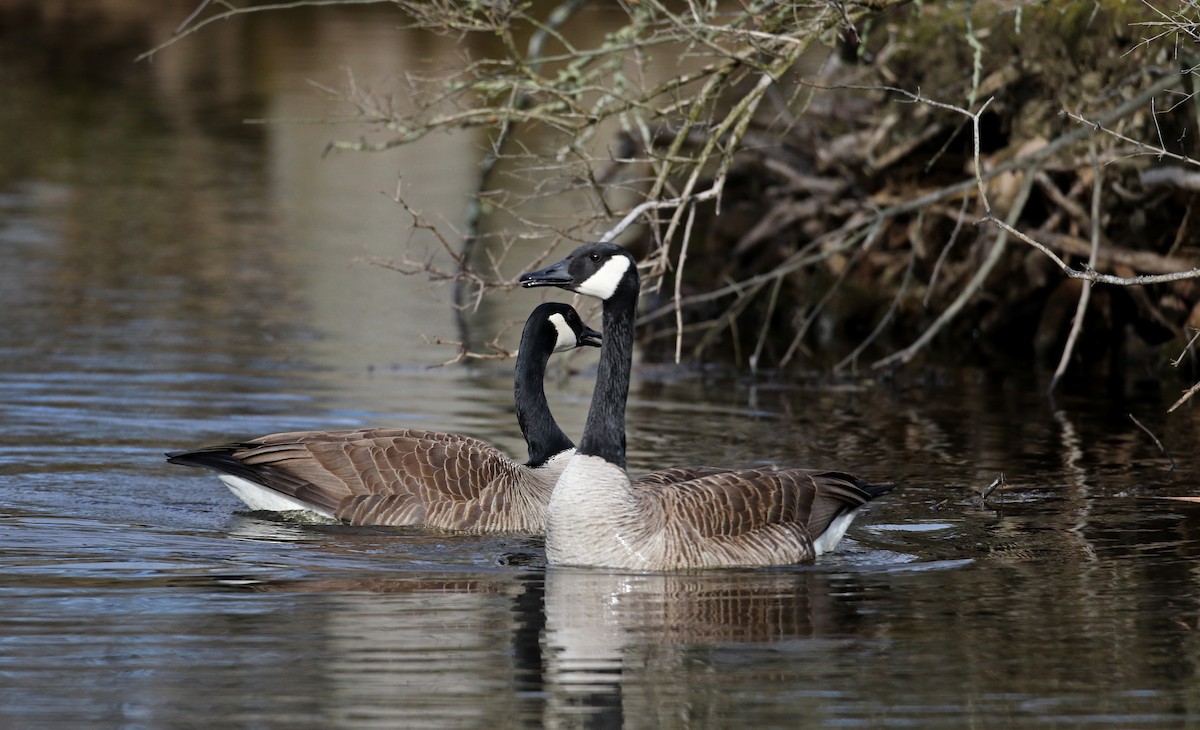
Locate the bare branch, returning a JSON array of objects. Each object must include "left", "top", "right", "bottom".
[
  {"left": 1141, "top": 166, "right": 1200, "bottom": 191},
  {"left": 1047, "top": 139, "right": 1102, "bottom": 395},
  {"left": 1171, "top": 328, "right": 1200, "bottom": 368},
  {"left": 1168, "top": 382, "right": 1200, "bottom": 413},
  {"left": 984, "top": 215, "right": 1200, "bottom": 286},
  {"left": 147, "top": 1, "right": 1198, "bottom": 373},
  {"left": 138, "top": 0, "right": 392, "bottom": 62},
  {"left": 1062, "top": 109, "right": 1200, "bottom": 168},
  {"left": 1129, "top": 413, "right": 1175, "bottom": 471},
  {"left": 981, "top": 473, "right": 1007, "bottom": 501}
]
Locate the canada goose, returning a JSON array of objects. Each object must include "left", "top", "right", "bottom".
[
  {"left": 166, "top": 302, "right": 602, "bottom": 533},
  {"left": 520, "top": 242, "right": 893, "bottom": 569}
]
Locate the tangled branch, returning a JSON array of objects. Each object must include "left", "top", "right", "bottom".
[{"left": 152, "top": 1, "right": 1200, "bottom": 387}]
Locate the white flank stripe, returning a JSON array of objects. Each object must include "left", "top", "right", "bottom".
[
  {"left": 812, "top": 509, "right": 859, "bottom": 556},
  {"left": 576, "top": 256, "right": 630, "bottom": 300},
  {"left": 218, "top": 475, "right": 338, "bottom": 520}
]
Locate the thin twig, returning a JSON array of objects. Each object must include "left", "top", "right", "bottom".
[
  {"left": 674, "top": 203, "right": 698, "bottom": 363},
  {"left": 781, "top": 219, "right": 882, "bottom": 368},
  {"left": 1168, "top": 382, "right": 1200, "bottom": 413},
  {"left": 981, "top": 473, "right": 1007, "bottom": 501},
  {"left": 1047, "top": 138, "right": 1102, "bottom": 395},
  {"left": 1129, "top": 413, "right": 1176, "bottom": 471},
  {"left": 984, "top": 214, "right": 1200, "bottom": 285},
  {"left": 835, "top": 249, "right": 916, "bottom": 372},
  {"left": 750, "top": 275, "right": 785, "bottom": 373},
  {"left": 873, "top": 172, "right": 1035, "bottom": 370},
  {"left": 925, "top": 192, "right": 970, "bottom": 307},
  {"left": 598, "top": 187, "right": 721, "bottom": 244},
  {"left": 648, "top": 35, "right": 814, "bottom": 305},
  {"left": 637, "top": 213, "right": 873, "bottom": 324},
  {"left": 691, "top": 279, "right": 769, "bottom": 360},
  {"left": 1062, "top": 108, "right": 1200, "bottom": 168},
  {"left": 452, "top": 0, "right": 589, "bottom": 320},
  {"left": 1170, "top": 328, "right": 1200, "bottom": 367},
  {"left": 175, "top": 0, "right": 215, "bottom": 34},
  {"left": 138, "top": 0, "right": 391, "bottom": 62}
]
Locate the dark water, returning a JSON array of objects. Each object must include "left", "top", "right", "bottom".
[{"left": 4, "top": 3, "right": 1200, "bottom": 728}]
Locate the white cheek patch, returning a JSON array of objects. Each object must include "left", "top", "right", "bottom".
[
  {"left": 548, "top": 312, "right": 576, "bottom": 352},
  {"left": 575, "top": 255, "right": 631, "bottom": 300}
]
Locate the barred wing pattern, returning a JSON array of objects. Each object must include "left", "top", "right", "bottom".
[
  {"left": 169, "top": 428, "right": 552, "bottom": 534},
  {"left": 629, "top": 468, "right": 888, "bottom": 568}
]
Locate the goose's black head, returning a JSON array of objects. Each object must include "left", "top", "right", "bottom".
[
  {"left": 526, "top": 302, "right": 602, "bottom": 353},
  {"left": 519, "top": 242, "right": 638, "bottom": 301}
]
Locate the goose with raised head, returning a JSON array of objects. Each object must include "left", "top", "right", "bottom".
[
  {"left": 167, "top": 302, "right": 602, "bottom": 533},
  {"left": 520, "top": 242, "right": 893, "bottom": 569}
]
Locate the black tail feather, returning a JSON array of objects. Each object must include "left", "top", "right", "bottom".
[{"left": 166, "top": 444, "right": 337, "bottom": 513}]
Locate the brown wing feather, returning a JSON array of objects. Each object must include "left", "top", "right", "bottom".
[
  {"left": 635, "top": 468, "right": 881, "bottom": 540},
  {"left": 192, "top": 428, "right": 525, "bottom": 529},
  {"left": 631, "top": 465, "right": 731, "bottom": 486}
]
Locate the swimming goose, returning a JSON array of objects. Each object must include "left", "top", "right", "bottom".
[
  {"left": 520, "top": 242, "right": 893, "bottom": 569},
  {"left": 166, "top": 302, "right": 602, "bottom": 533}
]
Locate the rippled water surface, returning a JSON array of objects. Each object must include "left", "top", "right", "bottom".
[{"left": 4, "top": 3, "right": 1200, "bottom": 728}]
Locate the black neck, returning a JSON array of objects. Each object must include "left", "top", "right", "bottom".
[
  {"left": 577, "top": 281, "right": 637, "bottom": 469},
  {"left": 515, "top": 328, "right": 575, "bottom": 467}
]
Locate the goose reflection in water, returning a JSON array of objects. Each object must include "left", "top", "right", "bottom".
[
  {"left": 224, "top": 532, "right": 870, "bottom": 728},
  {"left": 540, "top": 567, "right": 866, "bottom": 728},
  {"left": 222, "top": 510, "right": 888, "bottom": 728}
]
